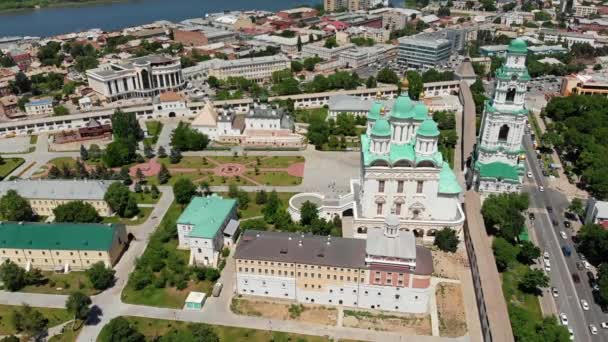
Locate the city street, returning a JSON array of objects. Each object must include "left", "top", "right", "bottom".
[{"left": 523, "top": 134, "right": 606, "bottom": 341}]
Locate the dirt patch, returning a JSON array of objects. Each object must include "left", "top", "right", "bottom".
[
  {"left": 432, "top": 249, "right": 469, "bottom": 280},
  {"left": 342, "top": 309, "right": 431, "bottom": 335},
  {"left": 231, "top": 296, "right": 337, "bottom": 326},
  {"left": 436, "top": 283, "right": 467, "bottom": 337}
]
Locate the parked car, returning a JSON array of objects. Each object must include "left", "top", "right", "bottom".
[
  {"left": 552, "top": 219, "right": 558, "bottom": 227},
  {"left": 527, "top": 171, "right": 533, "bottom": 178},
  {"left": 568, "top": 327, "right": 574, "bottom": 341},
  {"left": 552, "top": 287, "right": 559, "bottom": 297},
  {"left": 589, "top": 324, "right": 598, "bottom": 335},
  {"left": 212, "top": 282, "right": 223, "bottom": 297},
  {"left": 539, "top": 186, "right": 545, "bottom": 192},
  {"left": 562, "top": 245, "right": 572, "bottom": 257},
  {"left": 576, "top": 262, "right": 584, "bottom": 271},
  {"left": 583, "top": 260, "right": 591, "bottom": 270},
  {"left": 560, "top": 313, "right": 569, "bottom": 325},
  {"left": 529, "top": 213, "right": 536, "bottom": 220},
  {"left": 600, "top": 322, "right": 608, "bottom": 329},
  {"left": 573, "top": 273, "right": 580, "bottom": 283},
  {"left": 560, "top": 231, "right": 567, "bottom": 239},
  {"left": 564, "top": 221, "right": 572, "bottom": 229}
]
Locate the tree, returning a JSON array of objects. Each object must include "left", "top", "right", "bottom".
[
  {"left": 170, "top": 122, "right": 209, "bottom": 151},
  {"left": 99, "top": 317, "right": 145, "bottom": 342},
  {"left": 323, "top": 36, "right": 338, "bottom": 49},
  {"left": 519, "top": 269, "right": 549, "bottom": 295},
  {"left": 170, "top": 147, "right": 182, "bottom": 164},
  {"left": 297, "top": 35, "right": 303, "bottom": 52},
  {"left": 481, "top": 193, "right": 529, "bottom": 242},
  {"left": 111, "top": 110, "right": 142, "bottom": 141},
  {"left": 157, "top": 146, "right": 167, "bottom": 158},
  {"left": 576, "top": 224, "right": 608, "bottom": 265},
  {"left": 158, "top": 163, "right": 171, "bottom": 184},
  {"left": 255, "top": 190, "right": 268, "bottom": 205},
  {"left": 366, "top": 76, "right": 377, "bottom": 89},
  {"left": 0, "top": 261, "right": 26, "bottom": 291},
  {"left": 0, "top": 190, "right": 34, "bottom": 221},
  {"left": 518, "top": 241, "right": 541, "bottom": 265},
  {"left": 13, "top": 72, "right": 31, "bottom": 94},
  {"left": 228, "top": 184, "right": 239, "bottom": 198},
  {"left": 406, "top": 71, "right": 423, "bottom": 100},
  {"left": 377, "top": 67, "right": 399, "bottom": 84},
  {"left": 103, "top": 139, "right": 135, "bottom": 167},
  {"left": 85, "top": 261, "right": 115, "bottom": 290},
  {"left": 434, "top": 228, "right": 459, "bottom": 252},
  {"left": 568, "top": 198, "right": 585, "bottom": 217},
  {"left": 104, "top": 182, "right": 139, "bottom": 218},
  {"left": 150, "top": 185, "right": 160, "bottom": 199},
  {"left": 75, "top": 55, "right": 99, "bottom": 72},
  {"left": 65, "top": 291, "right": 91, "bottom": 326},
  {"left": 492, "top": 237, "right": 519, "bottom": 271},
  {"left": 236, "top": 190, "right": 250, "bottom": 210},
  {"left": 134, "top": 182, "right": 143, "bottom": 193},
  {"left": 53, "top": 201, "right": 101, "bottom": 223},
  {"left": 10, "top": 305, "right": 48, "bottom": 339},
  {"left": 207, "top": 76, "right": 220, "bottom": 88},
  {"left": 53, "top": 105, "right": 69, "bottom": 116},
  {"left": 88, "top": 144, "right": 102, "bottom": 160},
  {"left": 262, "top": 190, "right": 281, "bottom": 223},
  {"left": 173, "top": 178, "right": 197, "bottom": 205},
  {"left": 80, "top": 145, "right": 88, "bottom": 161},
  {"left": 300, "top": 201, "right": 319, "bottom": 226},
  {"left": 437, "top": 6, "right": 450, "bottom": 16},
  {"left": 143, "top": 143, "right": 154, "bottom": 159},
  {"left": 291, "top": 60, "right": 303, "bottom": 73}
]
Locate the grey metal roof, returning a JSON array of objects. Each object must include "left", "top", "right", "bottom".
[
  {"left": 235, "top": 230, "right": 367, "bottom": 269},
  {"left": 223, "top": 219, "right": 239, "bottom": 236},
  {"left": 0, "top": 180, "right": 115, "bottom": 201},
  {"left": 366, "top": 227, "right": 416, "bottom": 260}
]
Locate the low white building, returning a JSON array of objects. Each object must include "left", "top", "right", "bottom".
[
  {"left": 24, "top": 98, "right": 54, "bottom": 116},
  {"left": 153, "top": 91, "right": 190, "bottom": 117},
  {"left": 177, "top": 195, "right": 238, "bottom": 268},
  {"left": 539, "top": 29, "right": 596, "bottom": 47},
  {"left": 184, "top": 55, "right": 290, "bottom": 84},
  {"left": 302, "top": 42, "right": 355, "bottom": 60}
]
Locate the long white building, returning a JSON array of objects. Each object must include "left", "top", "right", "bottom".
[
  {"left": 86, "top": 55, "right": 186, "bottom": 101},
  {"left": 183, "top": 55, "right": 290, "bottom": 84}
]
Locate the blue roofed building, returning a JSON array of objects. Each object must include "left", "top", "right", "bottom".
[
  {"left": 177, "top": 195, "right": 238, "bottom": 267},
  {"left": 24, "top": 97, "right": 54, "bottom": 116}
]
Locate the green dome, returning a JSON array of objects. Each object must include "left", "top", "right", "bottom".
[
  {"left": 390, "top": 93, "right": 414, "bottom": 119},
  {"left": 371, "top": 118, "right": 391, "bottom": 137},
  {"left": 417, "top": 119, "right": 440, "bottom": 137},
  {"left": 413, "top": 103, "right": 429, "bottom": 121},
  {"left": 368, "top": 101, "right": 383, "bottom": 120},
  {"left": 507, "top": 38, "right": 528, "bottom": 54}
]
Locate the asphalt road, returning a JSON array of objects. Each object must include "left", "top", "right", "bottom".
[{"left": 523, "top": 134, "right": 606, "bottom": 341}]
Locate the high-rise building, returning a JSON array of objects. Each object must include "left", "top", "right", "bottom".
[{"left": 473, "top": 39, "right": 529, "bottom": 194}]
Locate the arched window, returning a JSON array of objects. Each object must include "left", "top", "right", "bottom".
[
  {"left": 498, "top": 124, "right": 509, "bottom": 142},
  {"left": 506, "top": 87, "right": 516, "bottom": 102}
]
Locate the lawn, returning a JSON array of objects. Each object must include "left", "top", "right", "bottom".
[
  {"left": 254, "top": 155, "right": 304, "bottom": 168},
  {"left": 48, "top": 323, "right": 82, "bottom": 342},
  {"left": 48, "top": 157, "right": 78, "bottom": 169},
  {"left": 146, "top": 121, "right": 163, "bottom": 136},
  {"left": 133, "top": 192, "right": 161, "bottom": 204},
  {"left": 203, "top": 173, "right": 255, "bottom": 186},
  {"left": 223, "top": 191, "right": 296, "bottom": 219},
  {"left": 206, "top": 155, "right": 258, "bottom": 165},
  {"left": 102, "top": 316, "right": 332, "bottom": 342},
  {"left": 158, "top": 156, "right": 215, "bottom": 169},
  {"left": 102, "top": 207, "right": 153, "bottom": 226},
  {"left": 245, "top": 171, "right": 302, "bottom": 186},
  {"left": 501, "top": 263, "right": 542, "bottom": 320},
  {"left": 295, "top": 107, "right": 328, "bottom": 123},
  {"left": 0, "top": 157, "right": 24, "bottom": 179},
  {"left": 20, "top": 271, "right": 99, "bottom": 296},
  {"left": 30, "top": 135, "right": 38, "bottom": 145},
  {"left": 0, "top": 304, "right": 72, "bottom": 335}
]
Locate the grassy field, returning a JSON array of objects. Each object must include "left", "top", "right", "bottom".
[
  {"left": 146, "top": 121, "right": 163, "bottom": 136},
  {"left": 102, "top": 207, "right": 153, "bottom": 226},
  {"left": 48, "top": 157, "right": 78, "bottom": 169},
  {"left": 158, "top": 156, "right": 214, "bottom": 169},
  {"left": 0, "top": 304, "right": 71, "bottom": 335},
  {"left": 49, "top": 323, "right": 82, "bottom": 342},
  {"left": 219, "top": 192, "right": 296, "bottom": 219},
  {"left": 501, "top": 263, "right": 542, "bottom": 320},
  {"left": 20, "top": 271, "right": 99, "bottom": 296},
  {"left": 255, "top": 155, "right": 304, "bottom": 168},
  {"left": 100, "top": 316, "right": 333, "bottom": 342},
  {"left": 245, "top": 171, "right": 302, "bottom": 186},
  {"left": 133, "top": 192, "right": 161, "bottom": 204},
  {"left": 0, "top": 157, "right": 24, "bottom": 179},
  {"left": 295, "top": 107, "right": 328, "bottom": 123}
]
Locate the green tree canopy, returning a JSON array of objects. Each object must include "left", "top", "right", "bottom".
[
  {"left": 99, "top": 317, "right": 145, "bottom": 342},
  {"left": 492, "top": 237, "right": 519, "bottom": 271},
  {"left": 170, "top": 122, "right": 209, "bottom": 151},
  {"left": 85, "top": 261, "right": 115, "bottom": 290},
  {"left": 66, "top": 291, "right": 91, "bottom": 321},
  {"left": 53, "top": 201, "right": 101, "bottom": 223},
  {"left": 10, "top": 305, "right": 48, "bottom": 339},
  {"left": 481, "top": 193, "right": 529, "bottom": 242},
  {"left": 104, "top": 182, "right": 139, "bottom": 218},
  {"left": 434, "top": 228, "right": 459, "bottom": 252},
  {"left": 377, "top": 67, "right": 399, "bottom": 85},
  {"left": 173, "top": 178, "right": 197, "bottom": 205},
  {"left": 0, "top": 190, "right": 34, "bottom": 221}
]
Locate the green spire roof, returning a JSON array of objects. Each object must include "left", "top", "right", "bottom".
[
  {"left": 507, "top": 38, "right": 527, "bottom": 54},
  {"left": 178, "top": 195, "right": 237, "bottom": 239},
  {"left": 412, "top": 103, "right": 429, "bottom": 121},
  {"left": 371, "top": 118, "right": 391, "bottom": 137},
  {"left": 368, "top": 101, "right": 383, "bottom": 120},
  {"left": 439, "top": 163, "right": 462, "bottom": 194},
  {"left": 478, "top": 162, "right": 520, "bottom": 182},
  {"left": 417, "top": 119, "right": 440, "bottom": 137},
  {"left": 390, "top": 93, "right": 414, "bottom": 119}
]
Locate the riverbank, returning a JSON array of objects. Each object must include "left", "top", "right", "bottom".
[{"left": 0, "top": 0, "right": 126, "bottom": 13}]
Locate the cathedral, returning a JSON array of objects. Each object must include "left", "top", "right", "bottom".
[{"left": 473, "top": 38, "right": 529, "bottom": 194}]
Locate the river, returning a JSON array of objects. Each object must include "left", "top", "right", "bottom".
[{"left": 0, "top": 0, "right": 320, "bottom": 38}]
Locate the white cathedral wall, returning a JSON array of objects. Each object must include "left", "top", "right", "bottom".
[
  {"left": 236, "top": 273, "right": 297, "bottom": 299},
  {"left": 296, "top": 283, "right": 360, "bottom": 307},
  {"left": 357, "top": 283, "right": 429, "bottom": 314}
]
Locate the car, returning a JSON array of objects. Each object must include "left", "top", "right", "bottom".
[
  {"left": 581, "top": 299, "right": 590, "bottom": 310},
  {"left": 568, "top": 327, "right": 574, "bottom": 341},
  {"left": 545, "top": 261, "right": 551, "bottom": 272},
  {"left": 529, "top": 213, "right": 536, "bottom": 220},
  {"left": 552, "top": 220, "right": 559, "bottom": 227},
  {"left": 562, "top": 245, "right": 572, "bottom": 257},
  {"left": 528, "top": 171, "right": 533, "bottom": 178},
  {"left": 560, "top": 313, "right": 568, "bottom": 325},
  {"left": 539, "top": 186, "right": 545, "bottom": 192},
  {"left": 564, "top": 221, "right": 572, "bottom": 229},
  {"left": 590, "top": 324, "right": 598, "bottom": 335},
  {"left": 552, "top": 287, "right": 559, "bottom": 297},
  {"left": 543, "top": 251, "right": 550, "bottom": 261},
  {"left": 601, "top": 322, "right": 608, "bottom": 329},
  {"left": 583, "top": 260, "right": 591, "bottom": 270},
  {"left": 573, "top": 273, "right": 580, "bottom": 283},
  {"left": 576, "top": 262, "right": 584, "bottom": 271},
  {"left": 560, "top": 231, "right": 567, "bottom": 239},
  {"left": 547, "top": 206, "right": 553, "bottom": 213}
]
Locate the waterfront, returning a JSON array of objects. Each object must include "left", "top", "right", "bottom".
[{"left": 0, "top": 0, "right": 319, "bottom": 37}]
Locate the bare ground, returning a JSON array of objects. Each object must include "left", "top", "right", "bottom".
[
  {"left": 342, "top": 309, "right": 431, "bottom": 335},
  {"left": 436, "top": 283, "right": 468, "bottom": 337},
  {"left": 432, "top": 248, "right": 469, "bottom": 280},
  {"left": 231, "top": 296, "right": 338, "bottom": 326}
]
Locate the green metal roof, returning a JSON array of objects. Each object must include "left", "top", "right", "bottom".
[
  {"left": 370, "top": 117, "right": 391, "bottom": 136},
  {"left": 417, "top": 119, "right": 440, "bottom": 137},
  {"left": 485, "top": 100, "right": 529, "bottom": 116},
  {"left": 0, "top": 222, "right": 122, "bottom": 251},
  {"left": 178, "top": 195, "right": 237, "bottom": 239},
  {"left": 413, "top": 103, "right": 429, "bottom": 121},
  {"left": 368, "top": 101, "right": 383, "bottom": 120},
  {"left": 390, "top": 93, "right": 414, "bottom": 119},
  {"left": 389, "top": 142, "right": 416, "bottom": 163},
  {"left": 438, "top": 163, "right": 462, "bottom": 194},
  {"left": 507, "top": 38, "right": 528, "bottom": 54},
  {"left": 495, "top": 66, "right": 532, "bottom": 81},
  {"left": 477, "top": 162, "right": 520, "bottom": 182}
]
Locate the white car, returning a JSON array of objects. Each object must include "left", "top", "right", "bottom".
[
  {"left": 552, "top": 287, "right": 559, "bottom": 297},
  {"left": 560, "top": 313, "right": 568, "bottom": 326},
  {"left": 601, "top": 322, "right": 608, "bottom": 329},
  {"left": 528, "top": 172, "right": 533, "bottom": 178},
  {"left": 581, "top": 299, "right": 589, "bottom": 310},
  {"left": 590, "top": 324, "right": 598, "bottom": 335},
  {"left": 583, "top": 260, "right": 591, "bottom": 270},
  {"left": 568, "top": 327, "right": 574, "bottom": 341},
  {"left": 543, "top": 251, "right": 550, "bottom": 261},
  {"left": 544, "top": 260, "right": 551, "bottom": 272},
  {"left": 560, "top": 231, "right": 567, "bottom": 239},
  {"left": 539, "top": 186, "right": 545, "bottom": 192}
]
